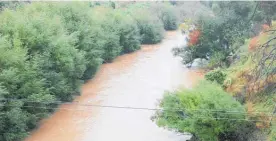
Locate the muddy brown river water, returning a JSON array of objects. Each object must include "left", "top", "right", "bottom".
[{"left": 25, "top": 31, "right": 204, "bottom": 141}]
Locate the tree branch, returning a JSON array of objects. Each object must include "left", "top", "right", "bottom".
[
  {"left": 248, "top": 2, "right": 259, "bottom": 23},
  {"left": 264, "top": 29, "right": 276, "bottom": 33}
]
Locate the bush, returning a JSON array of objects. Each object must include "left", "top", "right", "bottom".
[
  {"left": 0, "top": 2, "right": 170, "bottom": 140},
  {"left": 205, "top": 69, "right": 226, "bottom": 85},
  {"left": 91, "top": 7, "right": 122, "bottom": 62},
  {"left": 115, "top": 10, "right": 141, "bottom": 53},
  {"left": 130, "top": 8, "right": 164, "bottom": 44},
  {"left": 90, "top": 6, "right": 141, "bottom": 61},
  {"left": 48, "top": 3, "right": 105, "bottom": 80},
  {"left": 173, "top": 2, "right": 257, "bottom": 68},
  {"left": 151, "top": 3, "right": 178, "bottom": 30},
  {"left": 155, "top": 80, "right": 249, "bottom": 141}
]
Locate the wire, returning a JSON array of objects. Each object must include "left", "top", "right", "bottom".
[
  {"left": 0, "top": 130, "right": 194, "bottom": 136},
  {"left": 170, "top": 115, "right": 276, "bottom": 122},
  {"left": 0, "top": 98, "right": 274, "bottom": 115},
  {"left": 0, "top": 99, "right": 273, "bottom": 116},
  {"left": 1, "top": 104, "right": 275, "bottom": 123},
  {"left": 0, "top": 132, "right": 192, "bottom": 136},
  {"left": 0, "top": 105, "right": 275, "bottom": 123}
]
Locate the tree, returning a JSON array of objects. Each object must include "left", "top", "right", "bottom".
[
  {"left": 155, "top": 80, "right": 250, "bottom": 141},
  {"left": 150, "top": 3, "right": 178, "bottom": 30},
  {"left": 128, "top": 3, "right": 165, "bottom": 44},
  {"left": 255, "top": 1, "right": 276, "bottom": 26},
  {"left": 0, "top": 2, "right": 175, "bottom": 140},
  {"left": 205, "top": 69, "right": 226, "bottom": 85},
  {"left": 247, "top": 23, "right": 276, "bottom": 96},
  {"left": 174, "top": 2, "right": 257, "bottom": 68},
  {"left": 114, "top": 10, "right": 141, "bottom": 53}
]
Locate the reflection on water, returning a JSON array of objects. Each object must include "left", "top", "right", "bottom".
[{"left": 25, "top": 31, "right": 203, "bottom": 141}]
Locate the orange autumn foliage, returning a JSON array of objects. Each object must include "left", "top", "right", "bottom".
[
  {"left": 188, "top": 29, "right": 201, "bottom": 46},
  {"left": 248, "top": 24, "right": 271, "bottom": 51},
  {"left": 247, "top": 74, "right": 276, "bottom": 96},
  {"left": 262, "top": 24, "right": 270, "bottom": 31},
  {"left": 248, "top": 36, "right": 259, "bottom": 51}
]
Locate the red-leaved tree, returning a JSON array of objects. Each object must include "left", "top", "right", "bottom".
[{"left": 188, "top": 29, "right": 201, "bottom": 46}]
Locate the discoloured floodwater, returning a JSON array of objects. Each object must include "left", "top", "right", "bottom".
[{"left": 25, "top": 31, "right": 203, "bottom": 141}]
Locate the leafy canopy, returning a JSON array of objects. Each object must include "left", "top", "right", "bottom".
[{"left": 156, "top": 80, "right": 248, "bottom": 141}]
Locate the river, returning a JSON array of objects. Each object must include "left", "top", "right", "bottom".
[{"left": 25, "top": 31, "right": 204, "bottom": 141}]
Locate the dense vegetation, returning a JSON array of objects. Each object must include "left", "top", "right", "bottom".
[
  {"left": 157, "top": 1, "right": 276, "bottom": 141},
  {"left": 157, "top": 81, "right": 251, "bottom": 141},
  {"left": 0, "top": 2, "right": 179, "bottom": 141},
  {"left": 175, "top": 1, "right": 276, "bottom": 68}
]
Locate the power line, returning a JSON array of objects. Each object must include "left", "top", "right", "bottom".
[
  {"left": 1, "top": 104, "right": 275, "bottom": 123},
  {"left": 0, "top": 107, "right": 273, "bottom": 137},
  {"left": 0, "top": 129, "right": 194, "bottom": 136},
  {"left": 0, "top": 98, "right": 273, "bottom": 115},
  {"left": 0, "top": 132, "right": 193, "bottom": 136},
  {"left": 0, "top": 105, "right": 275, "bottom": 123}
]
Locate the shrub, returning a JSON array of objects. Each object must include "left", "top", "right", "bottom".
[
  {"left": 91, "top": 7, "right": 122, "bottom": 62},
  {"left": 155, "top": 80, "right": 250, "bottom": 141},
  {"left": 114, "top": 10, "right": 141, "bottom": 53},
  {"left": 173, "top": 2, "right": 257, "bottom": 68},
  {"left": 205, "top": 69, "right": 226, "bottom": 85},
  {"left": 0, "top": 2, "right": 170, "bottom": 140},
  {"left": 160, "top": 6, "right": 178, "bottom": 30},
  {"left": 48, "top": 3, "right": 105, "bottom": 79},
  {"left": 151, "top": 3, "right": 178, "bottom": 30},
  {"left": 130, "top": 8, "right": 164, "bottom": 44}
]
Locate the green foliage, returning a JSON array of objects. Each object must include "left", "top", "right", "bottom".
[
  {"left": 207, "top": 52, "right": 229, "bottom": 68},
  {"left": 167, "top": 1, "right": 276, "bottom": 140},
  {"left": 98, "top": 17, "right": 122, "bottom": 62},
  {"left": 156, "top": 80, "right": 249, "bottom": 141},
  {"left": 205, "top": 69, "right": 226, "bottom": 85},
  {"left": 270, "top": 123, "right": 276, "bottom": 141},
  {"left": 253, "top": 2, "right": 276, "bottom": 25},
  {"left": 47, "top": 2, "right": 105, "bottom": 80},
  {"left": 0, "top": 2, "right": 178, "bottom": 140},
  {"left": 174, "top": 2, "right": 267, "bottom": 68},
  {"left": 128, "top": 5, "right": 165, "bottom": 44},
  {"left": 151, "top": 3, "right": 178, "bottom": 30},
  {"left": 114, "top": 10, "right": 141, "bottom": 53},
  {"left": 136, "top": 13, "right": 164, "bottom": 44},
  {"left": 161, "top": 9, "right": 178, "bottom": 30},
  {"left": 0, "top": 1, "right": 24, "bottom": 11}
]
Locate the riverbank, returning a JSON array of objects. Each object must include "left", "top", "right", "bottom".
[{"left": 25, "top": 31, "right": 204, "bottom": 141}]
